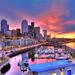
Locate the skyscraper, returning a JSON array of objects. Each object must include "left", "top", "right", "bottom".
[
  {"left": 16, "top": 29, "right": 21, "bottom": 36},
  {"left": 11, "top": 29, "right": 17, "bottom": 37},
  {"left": 43, "top": 30, "right": 47, "bottom": 40},
  {"left": 1, "top": 19, "right": 9, "bottom": 34},
  {"left": 34, "top": 27, "right": 40, "bottom": 39},
  {"left": 43, "top": 30, "right": 47, "bottom": 37},
  {"left": 28, "top": 22, "right": 35, "bottom": 38},
  {"left": 31, "top": 22, "right": 34, "bottom": 27},
  {"left": 21, "top": 19, "right": 28, "bottom": 34},
  {"left": 7, "top": 24, "right": 9, "bottom": 31}
]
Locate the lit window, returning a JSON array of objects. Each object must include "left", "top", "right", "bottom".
[
  {"left": 52, "top": 73, "right": 57, "bottom": 75},
  {"left": 61, "top": 72, "right": 64, "bottom": 75}
]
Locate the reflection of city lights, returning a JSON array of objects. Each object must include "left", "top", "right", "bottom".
[
  {"left": 52, "top": 73, "right": 56, "bottom": 75},
  {"left": 61, "top": 72, "right": 64, "bottom": 75},
  {"left": 50, "top": 46, "right": 54, "bottom": 49},
  {"left": 66, "top": 43, "right": 75, "bottom": 49},
  {"left": 48, "top": 46, "right": 51, "bottom": 49},
  {"left": 45, "top": 50, "right": 48, "bottom": 53}
]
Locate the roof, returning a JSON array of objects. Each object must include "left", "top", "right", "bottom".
[{"left": 29, "top": 60, "right": 74, "bottom": 72}]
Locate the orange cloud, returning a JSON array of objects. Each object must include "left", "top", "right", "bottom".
[{"left": 55, "top": 32, "right": 75, "bottom": 38}]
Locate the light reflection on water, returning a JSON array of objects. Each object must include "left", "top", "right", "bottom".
[
  {"left": 5, "top": 53, "right": 55, "bottom": 75},
  {"left": 5, "top": 43, "right": 75, "bottom": 75},
  {"left": 66, "top": 42, "right": 75, "bottom": 49},
  {"left": 5, "top": 55, "right": 22, "bottom": 75}
]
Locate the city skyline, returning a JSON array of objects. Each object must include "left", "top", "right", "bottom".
[{"left": 0, "top": 0, "right": 75, "bottom": 38}]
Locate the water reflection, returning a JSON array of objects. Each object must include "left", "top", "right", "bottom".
[
  {"left": 5, "top": 54, "right": 56, "bottom": 75},
  {"left": 5, "top": 55, "right": 22, "bottom": 75},
  {"left": 4, "top": 43, "right": 75, "bottom": 75},
  {"left": 66, "top": 42, "right": 75, "bottom": 49}
]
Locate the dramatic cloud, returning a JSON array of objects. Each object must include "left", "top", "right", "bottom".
[{"left": 0, "top": 0, "right": 75, "bottom": 37}]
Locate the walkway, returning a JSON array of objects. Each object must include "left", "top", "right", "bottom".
[{"left": 7, "top": 42, "right": 47, "bottom": 57}]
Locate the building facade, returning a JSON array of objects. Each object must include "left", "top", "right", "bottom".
[
  {"left": 34, "top": 27, "right": 40, "bottom": 39},
  {"left": 29, "top": 60, "right": 75, "bottom": 75},
  {"left": 16, "top": 29, "right": 21, "bottom": 36},
  {"left": 43, "top": 30, "right": 47, "bottom": 40},
  {"left": 21, "top": 20, "right": 28, "bottom": 34},
  {"left": 1, "top": 19, "right": 9, "bottom": 34},
  {"left": 28, "top": 22, "right": 35, "bottom": 38}
]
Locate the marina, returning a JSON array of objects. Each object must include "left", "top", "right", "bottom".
[
  {"left": 3, "top": 44, "right": 75, "bottom": 75},
  {"left": 0, "top": 1, "right": 75, "bottom": 74}
]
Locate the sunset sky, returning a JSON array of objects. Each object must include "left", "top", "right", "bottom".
[{"left": 0, "top": 0, "right": 75, "bottom": 38}]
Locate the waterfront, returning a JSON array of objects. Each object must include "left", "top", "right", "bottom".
[
  {"left": 0, "top": 0, "right": 75, "bottom": 75},
  {"left": 4, "top": 43, "right": 75, "bottom": 75},
  {"left": 5, "top": 54, "right": 55, "bottom": 75}
]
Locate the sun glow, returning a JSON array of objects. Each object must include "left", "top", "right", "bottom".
[{"left": 47, "top": 32, "right": 75, "bottom": 38}]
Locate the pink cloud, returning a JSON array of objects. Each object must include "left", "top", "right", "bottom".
[
  {"left": 64, "top": 20, "right": 75, "bottom": 25},
  {"left": 36, "top": 15, "right": 64, "bottom": 32}
]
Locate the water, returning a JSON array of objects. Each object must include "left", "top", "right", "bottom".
[
  {"left": 5, "top": 55, "right": 22, "bottom": 75},
  {"left": 5, "top": 43, "right": 75, "bottom": 75},
  {"left": 66, "top": 42, "right": 75, "bottom": 49},
  {"left": 4, "top": 47, "right": 55, "bottom": 75}
]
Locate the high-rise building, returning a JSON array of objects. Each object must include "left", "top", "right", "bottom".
[
  {"left": 35, "top": 27, "right": 40, "bottom": 33},
  {"left": 34, "top": 27, "right": 40, "bottom": 39},
  {"left": 7, "top": 24, "right": 9, "bottom": 31},
  {"left": 28, "top": 22, "right": 35, "bottom": 38},
  {"left": 43, "top": 30, "right": 47, "bottom": 40},
  {"left": 6, "top": 30, "right": 11, "bottom": 36},
  {"left": 43, "top": 30, "right": 47, "bottom": 37},
  {"left": 16, "top": 29, "right": 21, "bottom": 36},
  {"left": 11, "top": 29, "right": 17, "bottom": 37},
  {"left": 1, "top": 19, "right": 9, "bottom": 34},
  {"left": 21, "top": 19, "right": 28, "bottom": 34},
  {"left": 31, "top": 22, "right": 34, "bottom": 27}
]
